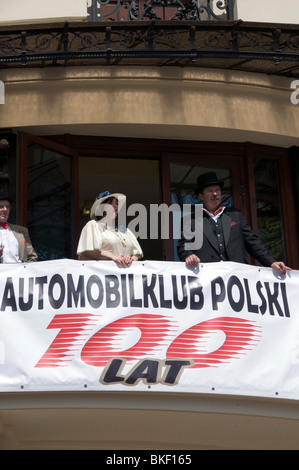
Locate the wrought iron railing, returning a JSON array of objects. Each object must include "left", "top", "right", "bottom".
[
  {"left": 1, "top": 4, "right": 299, "bottom": 78},
  {"left": 89, "top": 0, "right": 235, "bottom": 22}
]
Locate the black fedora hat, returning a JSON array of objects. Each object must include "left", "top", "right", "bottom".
[
  {"left": 0, "top": 193, "right": 12, "bottom": 204},
  {"left": 195, "top": 172, "right": 224, "bottom": 194}
]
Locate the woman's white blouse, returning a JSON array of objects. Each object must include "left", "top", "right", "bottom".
[{"left": 77, "top": 220, "right": 143, "bottom": 260}]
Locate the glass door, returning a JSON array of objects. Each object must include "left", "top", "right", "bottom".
[
  {"left": 18, "top": 133, "right": 79, "bottom": 260},
  {"left": 78, "top": 155, "right": 163, "bottom": 261},
  {"left": 162, "top": 153, "right": 246, "bottom": 261},
  {"left": 247, "top": 143, "right": 298, "bottom": 268}
]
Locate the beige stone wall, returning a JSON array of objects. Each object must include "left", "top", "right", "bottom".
[
  {"left": 0, "top": 66, "right": 298, "bottom": 148},
  {"left": 1, "top": 0, "right": 298, "bottom": 24},
  {"left": 236, "top": 0, "right": 299, "bottom": 24},
  {"left": 0, "top": 0, "right": 87, "bottom": 24}
]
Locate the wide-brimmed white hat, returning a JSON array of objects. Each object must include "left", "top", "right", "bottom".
[{"left": 90, "top": 191, "right": 126, "bottom": 220}]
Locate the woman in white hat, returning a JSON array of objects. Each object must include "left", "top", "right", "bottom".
[{"left": 77, "top": 191, "right": 143, "bottom": 267}]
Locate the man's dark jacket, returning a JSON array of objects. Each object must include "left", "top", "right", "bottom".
[{"left": 177, "top": 207, "right": 276, "bottom": 266}]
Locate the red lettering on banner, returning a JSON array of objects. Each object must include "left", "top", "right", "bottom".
[
  {"left": 35, "top": 314, "right": 100, "bottom": 367},
  {"left": 166, "top": 317, "right": 261, "bottom": 368},
  {"left": 35, "top": 314, "right": 261, "bottom": 369},
  {"left": 81, "top": 313, "right": 178, "bottom": 367}
]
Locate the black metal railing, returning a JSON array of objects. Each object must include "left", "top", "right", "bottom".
[
  {"left": 1, "top": 17, "right": 299, "bottom": 77},
  {"left": 89, "top": 0, "right": 235, "bottom": 22}
]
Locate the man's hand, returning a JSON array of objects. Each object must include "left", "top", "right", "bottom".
[
  {"left": 185, "top": 254, "right": 200, "bottom": 268},
  {"left": 271, "top": 261, "right": 292, "bottom": 275}
]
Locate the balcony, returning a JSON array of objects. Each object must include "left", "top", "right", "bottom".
[{"left": 0, "top": 0, "right": 299, "bottom": 77}]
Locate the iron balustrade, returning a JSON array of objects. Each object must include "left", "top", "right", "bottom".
[
  {"left": 89, "top": 0, "right": 235, "bottom": 22},
  {"left": 0, "top": 19, "right": 299, "bottom": 77}
]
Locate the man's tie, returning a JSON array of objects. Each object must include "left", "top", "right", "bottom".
[{"left": 0, "top": 223, "right": 8, "bottom": 229}]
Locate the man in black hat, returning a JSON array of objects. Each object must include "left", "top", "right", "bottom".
[
  {"left": 177, "top": 172, "right": 290, "bottom": 275},
  {"left": 0, "top": 194, "right": 38, "bottom": 263}
]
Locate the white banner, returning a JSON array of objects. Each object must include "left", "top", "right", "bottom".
[{"left": 0, "top": 259, "right": 299, "bottom": 400}]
